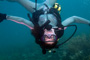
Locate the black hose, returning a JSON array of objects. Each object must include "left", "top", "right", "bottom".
[{"left": 56, "top": 25, "right": 77, "bottom": 47}]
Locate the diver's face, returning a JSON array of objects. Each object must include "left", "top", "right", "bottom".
[{"left": 43, "top": 29, "right": 56, "bottom": 45}]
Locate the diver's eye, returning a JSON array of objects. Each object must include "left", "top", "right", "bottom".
[
  {"left": 50, "top": 35, "right": 54, "bottom": 39},
  {"left": 51, "top": 35, "right": 56, "bottom": 39},
  {"left": 44, "top": 35, "right": 48, "bottom": 38},
  {"left": 44, "top": 35, "right": 49, "bottom": 39}
]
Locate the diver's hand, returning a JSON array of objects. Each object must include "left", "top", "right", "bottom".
[{"left": 0, "top": 13, "right": 6, "bottom": 23}]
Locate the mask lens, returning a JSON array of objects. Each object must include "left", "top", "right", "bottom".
[{"left": 42, "top": 34, "right": 57, "bottom": 42}]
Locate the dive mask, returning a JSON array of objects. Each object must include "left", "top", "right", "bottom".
[{"left": 41, "top": 34, "right": 57, "bottom": 42}]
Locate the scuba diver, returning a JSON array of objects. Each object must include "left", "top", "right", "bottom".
[{"left": 0, "top": 0, "right": 90, "bottom": 54}]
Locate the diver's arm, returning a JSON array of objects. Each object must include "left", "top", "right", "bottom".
[
  {"left": 17, "top": 0, "right": 37, "bottom": 13},
  {"left": 6, "top": 15, "right": 34, "bottom": 29},
  {"left": 2, "top": 0, "right": 38, "bottom": 13},
  {"left": 0, "top": 0, "right": 36, "bottom": 13},
  {"left": 18, "top": 0, "right": 57, "bottom": 12},
  {"left": 1, "top": 0, "right": 56, "bottom": 13},
  {"left": 62, "top": 16, "right": 90, "bottom": 26}
]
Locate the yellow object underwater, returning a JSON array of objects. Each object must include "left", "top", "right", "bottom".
[
  {"left": 54, "top": 4, "right": 58, "bottom": 9},
  {"left": 53, "top": 3, "right": 61, "bottom": 14},
  {"left": 48, "top": 50, "right": 52, "bottom": 53},
  {"left": 57, "top": 38, "right": 60, "bottom": 41}
]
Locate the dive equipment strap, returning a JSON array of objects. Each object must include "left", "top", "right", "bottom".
[
  {"left": 27, "top": 13, "right": 37, "bottom": 26},
  {"left": 35, "top": 0, "right": 37, "bottom": 11},
  {"left": 44, "top": 3, "right": 49, "bottom": 9},
  {"left": 40, "top": 20, "right": 50, "bottom": 29}
]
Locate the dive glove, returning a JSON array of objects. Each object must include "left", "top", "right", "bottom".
[{"left": 0, "top": 13, "right": 6, "bottom": 22}]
